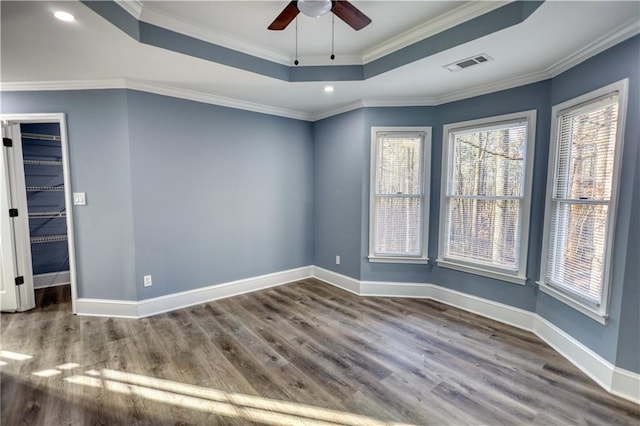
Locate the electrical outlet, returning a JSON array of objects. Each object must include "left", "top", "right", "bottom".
[
  {"left": 336, "top": 255, "right": 341, "bottom": 265},
  {"left": 143, "top": 275, "right": 152, "bottom": 287},
  {"left": 73, "top": 192, "right": 86, "bottom": 206}
]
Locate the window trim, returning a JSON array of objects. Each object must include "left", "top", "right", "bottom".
[
  {"left": 437, "top": 110, "right": 537, "bottom": 285},
  {"left": 538, "top": 79, "right": 629, "bottom": 324},
  {"left": 368, "top": 127, "right": 432, "bottom": 264}
]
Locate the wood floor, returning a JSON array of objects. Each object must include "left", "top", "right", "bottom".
[{"left": 1, "top": 280, "right": 638, "bottom": 425}]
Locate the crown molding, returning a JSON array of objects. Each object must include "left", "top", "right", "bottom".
[
  {"left": 1, "top": 73, "right": 548, "bottom": 122},
  {"left": 0, "top": 79, "right": 311, "bottom": 121},
  {"left": 547, "top": 18, "right": 640, "bottom": 78},
  {"left": 138, "top": 5, "right": 291, "bottom": 65},
  {"left": 307, "top": 97, "right": 441, "bottom": 122},
  {"left": 115, "top": 1, "right": 509, "bottom": 68},
  {"left": 359, "top": 20, "right": 640, "bottom": 110},
  {"left": 124, "top": 79, "right": 311, "bottom": 121},
  {"left": 1, "top": 23, "right": 634, "bottom": 123},
  {"left": 308, "top": 100, "right": 365, "bottom": 122},
  {"left": 0, "top": 79, "right": 127, "bottom": 91},
  {"left": 433, "top": 69, "right": 551, "bottom": 106},
  {"left": 362, "top": 98, "right": 439, "bottom": 108},
  {"left": 362, "top": 1, "right": 508, "bottom": 64},
  {"left": 115, "top": 0, "right": 143, "bottom": 20},
  {"left": 310, "top": 97, "right": 440, "bottom": 120},
  {"left": 309, "top": 70, "right": 550, "bottom": 122}
]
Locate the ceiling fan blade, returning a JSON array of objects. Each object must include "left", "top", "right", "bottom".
[
  {"left": 332, "top": 1, "right": 371, "bottom": 31},
  {"left": 268, "top": 1, "right": 299, "bottom": 30}
]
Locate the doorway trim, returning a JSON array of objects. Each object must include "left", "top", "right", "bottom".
[{"left": 1, "top": 113, "right": 78, "bottom": 313}]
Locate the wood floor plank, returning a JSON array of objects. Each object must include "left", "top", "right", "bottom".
[
  {"left": 1, "top": 281, "right": 638, "bottom": 425},
  {"left": 229, "top": 299, "right": 360, "bottom": 403},
  {"left": 221, "top": 297, "right": 356, "bottom": 411},
  {"left": 275, "top": 284, "right": 529, "bottom": 424},
  {"left": 275, "top": 285, "right": 447, "bottom": 387}
]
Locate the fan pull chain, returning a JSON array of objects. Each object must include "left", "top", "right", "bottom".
[
  {"left": 294, "top": 17, "right": 299, "bottom": 66},
  {"left": 330, "top": 13, "right": 335, "bottom": 60}
]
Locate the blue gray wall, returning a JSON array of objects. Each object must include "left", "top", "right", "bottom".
[
  {"left": 313, "top": 35, "right": 639, "bottom": 372},
  {"left": 1, "top": 90, "right": 137, "bottom": 300},
  {"left": 360, "top": 90, "right": 549, "bottom": 312},
  {"left": 313, "top": 109, "right": 366, "bottom": 278},
  {"left": 2, "top": 36, "right": 637, "bottom": 373},
  {"left": 314, "top": 86, "right": 549, "bottom": 312},
  {"left": 541, "top": 36, "right": 640, "bottom": 373},
  {"left": 1, "top": 89, "right": 314, "bottom": 301},
  {"left": 125, "top": 91, "right": 314, "bottom": 299}
]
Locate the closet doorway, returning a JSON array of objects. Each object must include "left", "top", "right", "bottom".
[{"left": 1, "top": 113, "right": 78, "bottom": 313}]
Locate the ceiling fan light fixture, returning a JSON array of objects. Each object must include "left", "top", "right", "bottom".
[{"left": 297, "top": 0, "right": 333, "bottom": 18}]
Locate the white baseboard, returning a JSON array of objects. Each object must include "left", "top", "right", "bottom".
[
  {"left": 137, "top": 266, "right": 313, "bottom": 318},
  {"left": 33, "top": 271, "right": 71, "bottom": 289},
  {"left": 612, "top": 367, "right": 640, "bottom": 404},
  {"left": 360, "top": 280, "right": 431, "bottom": 298},
  {"left": 430, "top": 284, "right": 536, "bottom": 331},
  {"left": 533, "top": 316, "right": 614, "bottom": 392},
  {"left": 312, "top": 266, "right": 639, "bottom": 405},
  {"left": 312, "top": 266, "right": 360, "bottom": 294},
  {"left": 76, "top": 266, "right": 313, "bottom": 319},
  {"left": 75, "top": 298, "right": 138, "bottom": 319},
  {"left": 320, "top": 268, "right": 535, "bottom": 331},
  {"left": 74, "top": 264, "right": 638, "bottom": 404},
  {"left": 534, "top": 317, "right": 639, "bottom": 405}
]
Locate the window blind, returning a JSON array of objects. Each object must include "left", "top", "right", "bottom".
[
  {"left": 546, "top": 94, "right": 619, "bottom": 304},
  {"left": 374, "top": 133, "right": 425, "bottom": 257},
  {"left": 444, "top": 121, "right": 528, "bottom": 270}
]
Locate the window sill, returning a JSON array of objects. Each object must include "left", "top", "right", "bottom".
[
  {"left": 436, "top": 259, "right": 526, "bottom": 285},
  {"left": 368, "top": 256, "right": 429, "bottom": 265},
  {"left": 537, "top": 282, "right": 608, "bottom": 325}
]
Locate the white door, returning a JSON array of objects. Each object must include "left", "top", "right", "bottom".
[{"left": 1, "top": 123, "right": 35, "bottom": 312}]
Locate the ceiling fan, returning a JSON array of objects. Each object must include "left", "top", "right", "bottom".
[{"left": 268, "top": 0, "right": 372, "bottom": 31}]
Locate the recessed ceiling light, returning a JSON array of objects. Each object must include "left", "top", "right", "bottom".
[
  {"left": 54, "top": 11, "right": 75, "bottom": 22},
  {"left": 324, "top": 86, "right": 334, "bottom": 93}
]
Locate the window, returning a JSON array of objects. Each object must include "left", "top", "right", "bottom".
[
  {"left": 369, "top": 127, "right": 431, "bottom": 263},
  {"left": 539, "top": 80, "right": 628, "bottom": 323},
  {"left": 438, "top": 111, "right": 537, "bottom": 284}
]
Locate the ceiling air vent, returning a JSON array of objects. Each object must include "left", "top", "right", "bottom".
[{"left": 444, "top": 54, "right": 493, "bottom": 72}]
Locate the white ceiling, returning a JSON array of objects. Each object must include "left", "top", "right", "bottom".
[
  {"left": 138, "top": 1, "right": 488, "bottom": 64},
  {"left": 1, "top": 1, "right": 639, "bottom": 120}
]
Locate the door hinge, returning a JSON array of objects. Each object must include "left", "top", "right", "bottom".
[
  {"left": 15, "top": 276, "right": 24, "bottom": 286},
  {"left": 8, "top": 208, "right": 18, "bottom": 217},
  {"left": 2, "top": 137, "right": 12, "bottom": 147}
]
